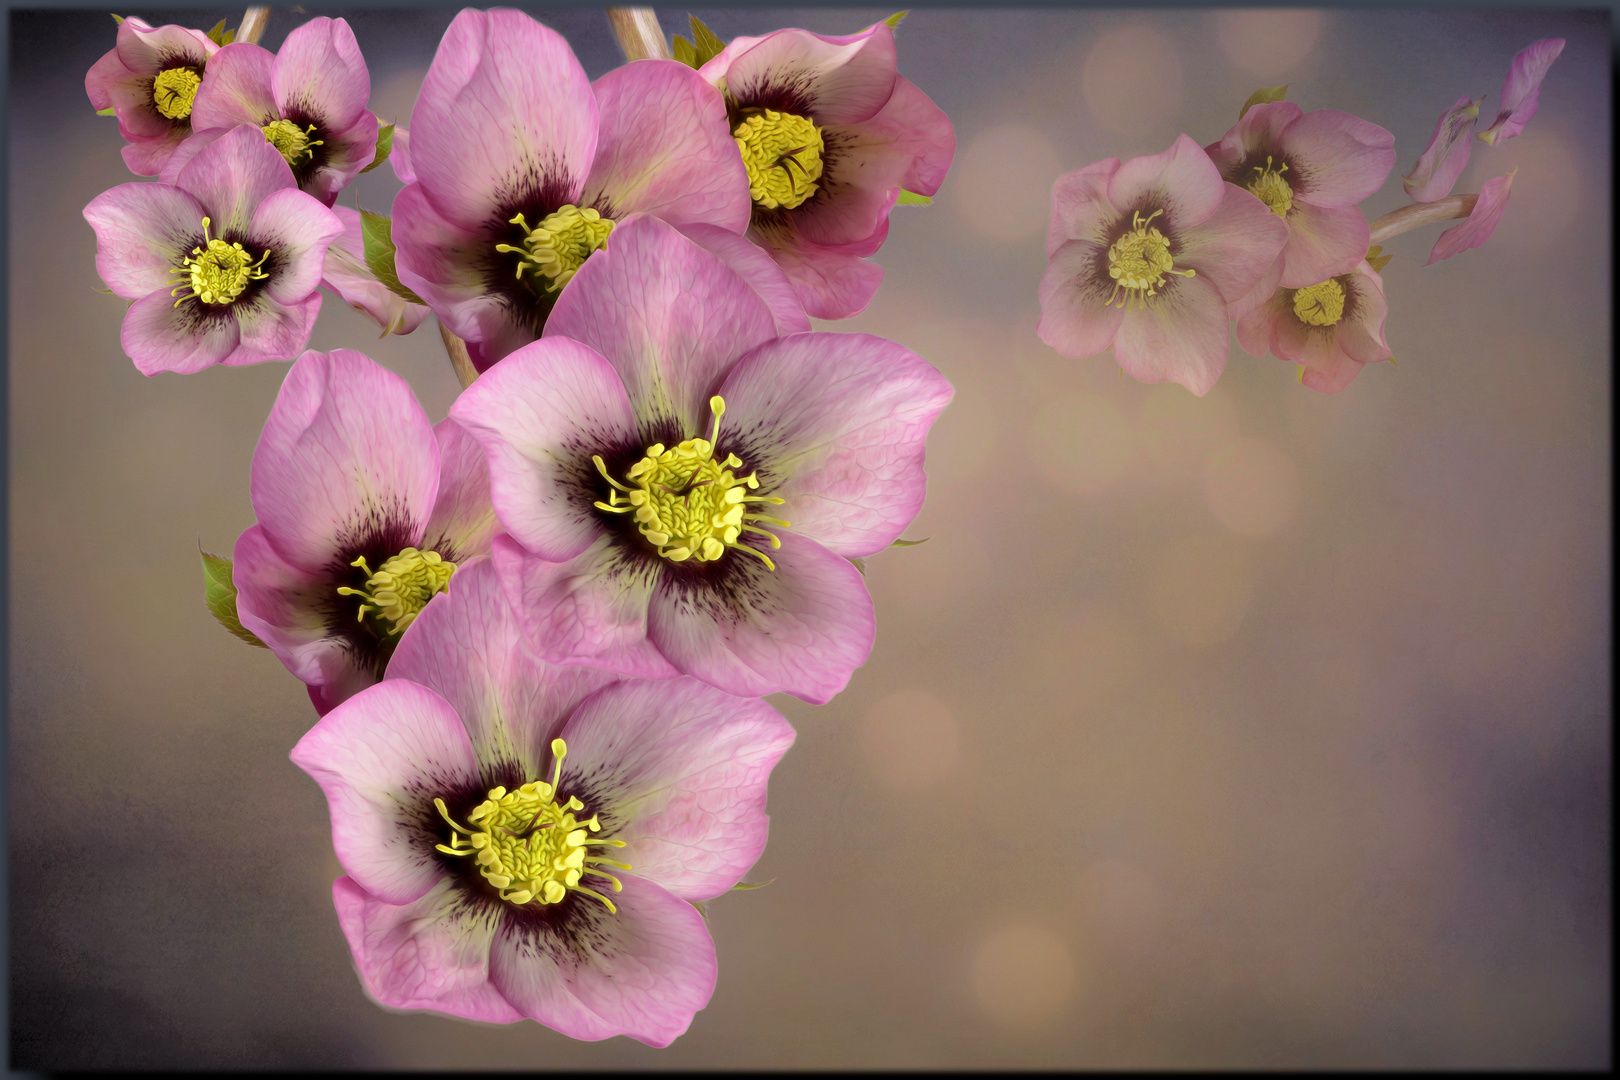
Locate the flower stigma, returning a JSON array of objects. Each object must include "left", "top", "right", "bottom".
[
  {"left": 1247, "top": 156, "right": 1293, "bottom": 217},
  {"left": 1291, "top": 279, "right": 1345, "bottom": 326},
  {"left": 167, "top": 216, "right": 270, "bottom": 306},
  {"left": 494, "top": 206, "right": 614, "bottom": 293},
  {"left": 593, "top": 396, "right": 789, "bottom": 570},
  {"left": 434, "top": 739, "right": 630, "bottom": 912},
  {"left": 152, "top": 66, "right": 201, "bottom": 120},
  {"left": 1105, "top": 209, "right": 1195, "bottom": 310},
  {"left": 335, "top": 547, "right": 455, "bottom": 634},
  {"left": 262, "top": 118, "right": 323, "bottom": 165},
  {"left": 734, "top": 109, "right": 824, "bottom": 210}
]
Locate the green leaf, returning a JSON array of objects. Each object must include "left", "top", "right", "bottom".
[
  {"left": 672, "top": 34, "right": 698, "bottom": 68},
  {"left": 689, "top": 16, "right": 726, "bottom": 67},
  {"left": 110, "top": 13, "right": 124, "bottom": 24},
  {"left": 359, "top": 210, "right": 427, "bottom": 306},
  {"left": 895, "top": 189, "right": 932, "bottom": 206},
  {"left": 200, "top": 549, "right": 269, "bottom": 648},
  {"left": 359, "top": 123, "right": 394, "bottom": 174},
  {"left": 204, "top": 18, "right": 229, "bottom": 46},
  {"left": 883, "top": 11, "right": 908, "bottom": 30},
  {"left": 96, "top": 106, "right": 117, "bottom": 116},
  {"left": 1239, "top": 84, "right": 1289, "bottom": 120},
  {"left": 731, "top": 878, "right": 775, "bottom": 891},
  {"left": 891, "top": 536, "right": 930, "bottom": 547},
  {"left": 1365, "top": 244, "right": 1394, "bottom": 274}
]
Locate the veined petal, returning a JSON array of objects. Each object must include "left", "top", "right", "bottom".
[
  {"left": 1206, "top": 100, "right": 1306, "bottom": 181},
  {"left": 84, "top": 181, "right": 207, "bottom": 299},
  {"left": 676, "top": 223, "right": 811, "bottom": 336},
  {"left": 390, "top": 181, "right": 507, "bottom": 342},
  {"left": 420, "top": 418, "right": 498, "bottom": 564},
  {"left": 250, "top": 188, "right": 344, "bottom": 304},
  {"left": 1108, "top": 134, "right": 1224, "bottom": 231},
  {"left": 1036, "top": 239, "right": 1127, "bottom": 359},
  {"left": 157, "top": 128, "right": 222, "bottom": 185},
  {"left": 1112, "top": 273, "right": 1231, "bottom": 397},
  {"left": 1226, "top": 248, "right": 1285, "bottom": 326},
  {"left": 1279, "top": 200, "right": 1370, "bottom": 288},
  {"left": 273, "top": 17, "right": 370, "bottom": 131},
  {"left": 321, "top": 206, "right": 430, "bottom": 336},
  {"left": 120, "top": 288, "right": 240, "bottom": 375},
  {"left": 1173, "top": 183, "right": 1289, "bottom": 303},
  {"left": 1426, "top": 170, "right": 1515, "bottom": 265},
  {"left": 175, "top": 123, "right": 297, "bottom": 238},
  {"left": 1283, "top": 109, "right": 1395, "bottom": 208},
  {"left": 391, "top": 125, "right": 416, "bottom": 184},
  {"left": 189, "top": 41, "right": 277, "bottom": 132},
  {"left": 1403, "top": 95, "right": 1482, "bottom": 202},
  {"left": 719, "top": 25, "right": 898, "bottom": 126},
  {"left": 120, "top": 130, "right": 190, "bottom": 177},
  {"left": 85, "top": 46, "right": 133, "bottom": 111},
  {"left": 749, "top": 218, "right": 885, "bottom": 320},
  {"left": 1478, "top": 38, "right": 1565, "bottom": 145},
  {"left": 227, "top": 292, "right": 322, "bottom": 366},
  {"left": 115, "top": 16, "right": 215, "bottom": 75},
  {"left": 303, "top": 110, "right": 380, "bottom": 208},
  {"left": 1234, "top": 280, "right": 1288, "bottom": 359},
  {"left": 1048, "top": 157, "right": 1121, "bottom": 257}
]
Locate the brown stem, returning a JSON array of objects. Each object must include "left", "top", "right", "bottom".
[
  {"left": 237, "top": 7, "right": 271, "bottom": 45},
  {"left": 607, "top": 8, "right": 671, "bottom": 61},
  {"left": 439, "top": 319, "right": 479, "bottom": 389},
  {"left": 1368, "top": 194, "right": 1478, "bottom": 245}
]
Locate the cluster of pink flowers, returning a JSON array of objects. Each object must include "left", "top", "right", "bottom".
[{"left": 84, "top": 8, "right": 955, "bottom": 1045}]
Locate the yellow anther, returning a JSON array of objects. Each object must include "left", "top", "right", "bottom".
[
  {"left": 734, "top": 109, "right": 824, "bottom": 210},
  {"left": 152, "top": 66, "right": 201, "bottom": 120},
  {"left": 262, "top": 118, "right": 323, "bottom": 165},
  {"left": 167, "top": 215, "right": 270, "bottom": 307},
  {"left": 335, "top": 547, "right": 455, "bottom": 634},
  {"left": 494, "top": 205, "right": 614, "bottom": 292},
  {"left": 1291, "top": 278, "right": 1345, "bottom": 327},
  {"left": 1247, "top": 155, "right": 1293, "bottom": 217},
  {"left": 1104, "top": 209, "right": 1196, "bottom": 312}
]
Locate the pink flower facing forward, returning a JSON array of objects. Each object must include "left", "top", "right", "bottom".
[
  {"left": 698, "top": 23, "right": 954, "bottom": 319},
  {"left": 1236, "top": 260, "right": 1392, "bottom": 393},
  {"left": 322, "top": 207, "right": 430, "bottom": 337},
  {"left": 393, "top": 8, "right": 751, "bottom": 373},
  {"left": 291, "top": 558, "right": 795, "bottom": 1044},
  {"left": 165, "top": 17, "right": 380, "bottom": 207},
  {"left": 1477, "top": 38, "right": 1566, "bottom": 146},
  {"left": 234, "top": 349, "right": 497, "bottom": 715},
  {"left": 450, "top": 215, "right": 953, "bottom": 703},
  {"left": 83, "top": 124, "right": 343, "bottom": 374},
  {"left": 84, "top": 16, "right": 220, "bottom": 175},
  {"left": 1038, "top": 134, "right": 1287, "bottom": 396}
]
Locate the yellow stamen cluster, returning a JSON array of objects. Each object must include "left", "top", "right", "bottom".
[
  {"left": 1105, "top": 209, "right": 1195, "bottom": 311},
  {"left": 734, "top": 109, "right": 824, "bottom": 211},
  {"left": 1291, "top": 279, "right": 1345, "bottom": 327},
  {"left": 1247, "top": 156, "right": 1293, "bottom": 217},
  {"left": 152, "top": 67, "right": 201, "bottom": 120},
  {"left": 494, "top": 205, "right": 614, "bottom": 292},
  {"left": 335, "top": 548, "right": 455, "bottom": 634},
  {"left": 435, "top": 739, "right": 630, "bottom": 912},
  {"left": 167, "top": 216, "right": 270, "bottom": 307},
  {"left": 262, "top": 118, "right": 323, "bottom": 165},
  {"left": 594, "top": 396, "right": 787, "bottom": 570}
]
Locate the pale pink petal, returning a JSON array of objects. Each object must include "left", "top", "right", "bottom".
[
  {"left": 1205, "top": 100, "right": 1306, "bottom": 181},
  {"left": 1282, "top": 109, "right": 1396, "bottom": 208},
  {"left": 85, "top": 46, "right": 133, "bottom": 111},
  {"left": 1478, "top": 38, "right": 1565, "bottom": 145},
  {"left": 1227, "top": 252, "right": 1285, "bottom": 326},
  {"left": 676, "top": 223, "right": 810, "bottom": 335},
  {"left": 1234, "top": 283, "right": 1287, "bottom": 359},
  {"left": 157, "top": 128, "right": 223, "bottom": 185},
  {"left": 1112, "top": 274, "right": 1232, "bottom": 397},
  {"left": 1403, "top": 95, "right": 1482, "bottom": 202},
  {"left": 120, "top": 288, "right": 240, "bottom": 375},
  {"left": 250, "top": 188, "right": 344, "bottom": 303},
  {"left": 1107, "top": 134, "right": 1225, "bottom": 231},
  {"left": 1036, "top": 240, "right": 1127, "bottom": 359},
  {"left": 419, "top": 418, "right": 498, "bottom": 564},
  {"left": 115, "top": 17, "right": 215, "bottom": 75},
  {"left": 391, "top": 125, "right": 416, "bottom": 184},
  {"left": 175, "top": 123, "right": 296, "bottom": 237},
  {"left": 1336, "top": 267, "right": 1392, "bottom": 365},
  {"left": 189, "top": 42, "right": 277, "bottom": 132},
  {"left": 752, "top": 220, "right": 885, "bottom": 320},
  {"left": 321, "top": 206, "right": 430, "bottom": 336},
  {"left": 1427, "top": 171, "right": 1515, "bottom": 265},
  {"left": 1047, "top": 157, "right": 1120, "bottom": 257},
  {"left": 1174, "top": 183, "right": 1290, "bottom": 303},
  {"left": 84, "top": 181, "right": 207, "bottom": 298},
  {"left": 390, "top": 182, "right": 508, "bottom": 343},
  {"left": 226, "top": 293, "right": 322, "bottom": 366},
  {"left": 302, "top": 110, "right": 381, "bottom": 207},
  {"left": 720, "top": 25, "right": 898, "bottom": 126},
  {"left": 121, "top": 130, "right": 189, "bottom": 177},
  {"left": 273, "top": 17, "right": 370, "bottom": 131},
  {"left": 1278, "top": 199, "right": 1369, "bottom": 288},
  {"left": 857, "top": 75, "right": 954, "bottom": 197}
]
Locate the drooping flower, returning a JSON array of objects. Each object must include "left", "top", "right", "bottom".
[
  {"left": 291, "top": 556, "right": 795, "bottom": 1044},
  {"left": 84, "top": 16, "right": 220, "bottom": 175},
  {"left": 1235, "top": 259, "right": 1392, "bottom": 393},
  {"left": 448, "top": 214, "right": 952, "bottom": 703},
  {"left": 82, "top": 123, "right": 344, "bottom": 374},
  {"left": 392, "top": 8, "right": 751, "bottom": 373},
  {"left": 1426, "top": 170, "right": 1516, "bottom": 265},
  {"left": 1402, "top": 94, "right": 1485, "bottom": 202},
  {"left": 697, "top": 23, "right": 955, "bottom": 319},
  {"left": 233, "top": 348, "right": 497, "bottom": 715},
  {"left": 1206, "top": 101, "right": 1396, "bottom": 290},
  {"left": 322, "top": 207, "right": 430, "bottom": 337},
  {"left": 165, "top": 17, "right": 380, "bottom": 207},
  {"left": 1038, "top": 134, "right": 1288, "bottom": 396},
  {"left": 1477, "top": 38, "right": 1566, "bottom": 146}
]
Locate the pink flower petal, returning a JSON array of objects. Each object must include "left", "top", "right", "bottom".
[
  {"left": 273, "top": 17, "right": 370, "bottom": 132},
  {"left": 1047, "top": 157, "right": 1120, "bottom": 258},
  {"left": 120, "top": 131, "right": 188, "bottom": 177},
  {"left": 1112, "top": 273, "right": 1232, "bottom": 397},
  {"left": 719, "top": 25, "right": 899, "bottom": 126},
  {"left": 1234, "top": 282, "right": 1287, "bottom": 359},
  {"left": 114, "top": 16, "right": 215, "bottom": 75},
  {"left": 1426, "top": 170, "right": 1515, "bottom": 265},
  {"left": 1226, "top": 248, "right": 1285, "bottom": 326},
  {"left": 390, "top": 125, "right": 416, "bottom": 184},
  {"left": 1278, "top": 199, "right": 1369, "bottom": 288},
  {"left": 190, "top": 42, "right": 277, "bottom": 132},
  {"left": 675, "top": 223, "right": 811, "bottom": 336},
  {"left": 250, "top": 188, "right": 344, "bottom": 304},
  {"left": 1282, "top": 109, "right": 1396, "bottom": 208},
  {"left": 120, "top": 287, "right": 240, "bottom": 375},
  {"left": 1205, "top": 100, "right": 1306, "bottom": 182},
  {"left": 1403, "top": 95, "right": 1482, "bottom": 202},
  {"left": 85, "top": 45, "right": 132, "bottom": 111},
  {"left": 857, "top": 75, "right": 955, "bottom": 198},
  {"left": 419, "top": 418, "right": 498, "bottom": 564},
  {"left": 1335, "top": 267, "right": 1392, "bottom": 366},
  {"left": 175, "top": 123, "right": 296, "bottom": 237},
  {"left": 321, "top": 206, "right": 430, "bottom": 336},
  {"left": 749, "top": 218, "right": 885, "bottom": 320},
  {"left": 84, "top": 181, "right": 207, "bottom": 299},
  {"left": 226, "top": 292, "right": 322, "bottom": 366},
  {"left": 390, "top": 182, "right": 508, "bottom": 344},
  {"left": 1036, "top": 240, "right": 1127, "bottom": 359},
  {"left": 1478, "top": 38, "right": 1565, "bottom": 145},
  {"left": 302, "top": 110, "right": 380, "bottom": 207},
  {"left": 158, "top": 128, "right": 223, "bottom": 185},
  {"left": 1107, "top": 134, "right": 1225, "bottom": 232},
  {"left": 1174, "top": 183, "right": 1289, "bottom": 303}
]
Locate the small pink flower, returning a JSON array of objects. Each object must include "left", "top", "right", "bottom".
[
  {"left": 321, "top": 207, "right": 430, "bottom": 337},
  {"left": 291, "top": 557, "right": 794, "bottom": 1044},
  {"left": 165, "top": 17, "right": 380, "bottom": 207},
  {"left": 1426, "top": 170, "right": 1516, "bottom": 265},
  {"left": 1235, "top": 260, "right": 1392, "bottom": 393},
  {"left": 233, "top": 349, "right": 497, "bottom": 715},
  {"left": 449, "top": 214, "right": 952, "bottom": 703},
  {"left": 1477, "top": 38, "right": 1566, "bottom": 146},
  {"left": 83, "top": 124, "right": 343, "bottom": 374},
  {"left": 84, "top": 15, "right": 220, "bottom": 175},
  {"left": 698, "top": 23, "right": 954, "bottom": 319},
  {"left": 1038, "top": 134, "right": 1287, "bottom": 396},
  {"left": 1403, "top": 94, "right": 1485, "bottom": 202}
]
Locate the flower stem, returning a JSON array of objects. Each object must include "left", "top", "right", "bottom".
[
  {"left": 439, "top": 320, "right": 479, "bottom": 389},
  {"left": 606, "top": 7, "right": 671, "bottom": 61},
  {"left": 237, "top": 7, "right": 270, "bottom": 45},
  {"left": 1367, "top": 194, "right": 1478, "bottom": 244}
]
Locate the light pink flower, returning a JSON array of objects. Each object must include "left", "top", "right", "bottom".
[
  {"left": 697, "top": 23, "right": 954, "bottom": 319},
  {"left": 165, "top": 17, "right": 380, "bottom": 207},
  {"left": 322, "top": 207, "right": 430, "bottom": 337},
  {"left": 291, "top": 557, "right": 794, "bottom": 1044},
  {"left": 1206, "top": 102, "right": 1395, "bottom": 289},
  {"left": 83, "top": 124, "right": 343, "bottom": 374},
  {"left": 448, "top": 214, "right": 952, "bottom": 703},
  {"left": 1038, "top": 134, "right": 1288, "bottom": 396},
  {"left": 1403, "top": 94, "right": 1484, "bottom": 202},
  {"left": 233, "top": 349, "right": 497, "bottom": 715},
  {"left": 1235, "top": 260, "right": 1392, "bottom": 393},
  {"left": 392, "top": 8, "right": 751, "bottom": 373},
  {"left": 84, "top": 16, "right": 220, "bottom": 175},
  {"left": 1477, "top": 38, "right": 1566, "bottom": 145},
  {"left": 1426, "top": 170, "right": 1516, "bottom": 265}
]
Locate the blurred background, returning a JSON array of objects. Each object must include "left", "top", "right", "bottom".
[{"left": 8, "top": 5, "right": 1610, "bottom": 1069}]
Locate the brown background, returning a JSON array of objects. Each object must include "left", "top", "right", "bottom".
[{"left": 9, "top": 5, "right": 1611, "bottom": 1069}]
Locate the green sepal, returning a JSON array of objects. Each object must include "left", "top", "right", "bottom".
[
  {"left": 896, "top": 189, "right": 932, "bottom": 206},
  {"left": 689, "top": 16, "right": 726, "bottom": 68},
  {"left": 359, "top": 210, "right": 427, "bottom": 306},
  {"left": 731, "top": 878, "right": 775, "bottom": 890},
  {"left": 849, "top": 556, "right": 867, "bottom": 576},
  {"left": 200, "top": 548, "right": 269, "bottom": 648},
  {"left": 96, "top": 106, "right": 117, "bottom": 116},
  {"left": 891, "top": 536, "right": 930, "bottom": 547},
  {"left": 1365, "top": 245, "right": 1394, "bottom": 274},
  {"left": 110, "top": 13, "right": 124, "bottom": 24},
  {"left": 359, "top": 123, "right": 394, "bottom": 174},
  {"left": 883, "top": 11, "right": 908, "bottom": 30},
  {"left": 672, "top": 35, "right": 698, "bottom": 68},
  {"left": 1239, "top": 84, "right": 1289, "bottom": 120}
]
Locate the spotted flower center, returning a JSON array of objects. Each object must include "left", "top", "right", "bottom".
[
  {"left": 494, "top": 205, "right": 614, "bottom": 293},
  {"left": 262, "top": 118, "right": 323, "bottom": 165},
  {"left": 1247, "top": 156, "right": 1293, "bottom": 217},
  {"left": 167, "top": 216, "right": 269, "bottom": 307},
  {"left": 335, "top": 547, "right": 455, "bottom": 635},
  {"left": 734, "top": 109, "right": 824, "bottom": 211},
  {"left": 152, "top": 66, "right": 201, "bottom": 120},
  {"left": 435, "top": 739, "right": 630, "bottom": 912},
  {"left": 1291, "top": 279, "right": 1345, "bottom": 327},
  {"left": 594, "top": 395, "right": 788, "bottom": 570},
  {"left": 1105, "top": 209, "right": 1196, "bottom": 311}
]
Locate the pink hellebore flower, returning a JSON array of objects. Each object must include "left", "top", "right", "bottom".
[
  {"left": 166, "top": 17, "right": 380, "bottom": 207},
  {"left": 83, "top": 124, "right": 343, "bottom": 374},
  {"left": 1402, "top": 94, "right": 1485, "bottom": 202},
  {"left": 233, "top": 349, "right": 497, "bottom": 715},
  {"left": 292, "top": 558, "right": 795, "bottom": 1045},
  {"left": 449, "top": 215, "right": 953, "bottom": 703},
  {"left": 1477, "top": 38, "right": 1566, "bottom": 146},
  {"left": 697, "top": 23, "right": 955, "bottom": 320},
  {"left": 84, "top": 15, "right": 220, "bottom": 175},
  {"left": 322, "top": 207, "right": 430, "bottom": 337},
  {"left": 1206, "top": 101, "right": 1396, "bottom": 291},
  {"left": 1426, "top": 170, "right": 1516, "bottom": 266},
  {"left": 1037, "top": 134, "right": 1287, "bottom": 396},
  {"left": 393, "top": 7, "right": 751, "bottom": 373},
  {"left": 1235, "top": 260, "right": 1391, "bottom": 394}
]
